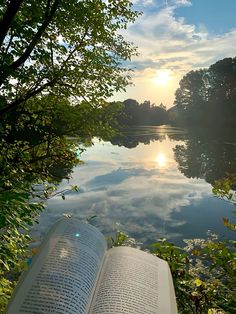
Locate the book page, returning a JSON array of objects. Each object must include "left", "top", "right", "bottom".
[
  {"left": 6, "top": 218, "right": 107, "bottom": 314},
  {"left": 89, "top": 247, "right": 178, "bottom": 314}
]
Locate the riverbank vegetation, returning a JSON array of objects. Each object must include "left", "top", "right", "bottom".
[
  {"left": 0, "top": 0, "right": 139, "bottom": 310},
  {"left": 0, "top": 0, "right": 236, "bottom": 313}
]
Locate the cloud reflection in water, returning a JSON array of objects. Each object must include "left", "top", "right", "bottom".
[{"left": 33, "top": 128, "right": 234, "bottom": 245}]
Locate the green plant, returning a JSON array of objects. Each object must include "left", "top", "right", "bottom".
[
  {"left": 149, "top": 234, "right": 236, "bottom": 314},
  {"left": 0, "top": 274, "right": 16, "bottom": 311},
  {"left": 107, "top": 219, "right": 236, "bottom": 313}
]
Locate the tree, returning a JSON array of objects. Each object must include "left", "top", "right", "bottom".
[
  {"left": 172, "top": 57, "right": 236, "bottom": 126},
  {"left": 208, "top": 57, "right": 236, "bottom": 102},
  {"left": 207, "top": 57, "right": 236, "bottom": 124},
  {"left": 0, "top": 0, "right": 140, "bottom": 116},
  {"left": 116, "top": 99, "right": 169, "bottom": 126},
  {"left": 173, "top": 69, "right": 208, "bottom": 125},
  {"left": 0, "top": 1, "right": 140, "bottom": 309},
  {"left": 159, "top": 102, "right": 166, "bottom": 110}
]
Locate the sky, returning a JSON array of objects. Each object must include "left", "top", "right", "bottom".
[{"left": 113, "top": 0, "right": 236, "bottom": 108}]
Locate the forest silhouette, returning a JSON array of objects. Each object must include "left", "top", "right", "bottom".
[{"left": 114, "top": 56, "right": 236, "bottom": 127}]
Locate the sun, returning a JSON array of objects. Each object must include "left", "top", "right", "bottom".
[
  {"left": 155, "top": 153, "right": 166, "bottom": 168},
  {"left": 154, "top": 70, "right": 171, "bottom": 86}
]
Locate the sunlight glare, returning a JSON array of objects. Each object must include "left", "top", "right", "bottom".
[
  {"left": 154, "top": 70, "right": 171, "bottom": 86},
  {"left": 156, "top": 153, "right": 166, "bottom": 167}
]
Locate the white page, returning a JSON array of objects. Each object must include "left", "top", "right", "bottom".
[
  {"left": 6, "top": 219, "right": 107, "bottom": 314},
  {"left": 89, "top": 247, "right": 178, "bottom": 314}
]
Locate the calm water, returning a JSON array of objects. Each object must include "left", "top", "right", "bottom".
[{"left": 32, "top": 126, "right": 236, "bottom": 246}]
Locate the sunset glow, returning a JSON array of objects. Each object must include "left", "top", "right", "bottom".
[
  {"left": 154, "top": 70, "right": 171, "bottom": 86},
  {"left": 155, "top": 153, "right": 166, "bottom": 167},
  {"left": 113, "top": 1, "right": 236, "bottom": 108}
]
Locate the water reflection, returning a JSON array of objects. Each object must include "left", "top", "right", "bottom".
[
  {"left": 110, "top": 126, "right": 184, "bottom": 148},
  {"left": 172, "top": 128, "right": 236, "bottom": 185},
  {"left": 33, "top": 126, "right": 235, "bottom": 246},
  {"left": 155, "top": 153, "right": 166, "bottom": 168}
]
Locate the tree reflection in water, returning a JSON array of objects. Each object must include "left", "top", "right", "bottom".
[
  {"left": 111, "top": 126, "right": 236, "bottom": 198},
  {"left": 170, "top": 128, "right": 236, "bottom": 200}
]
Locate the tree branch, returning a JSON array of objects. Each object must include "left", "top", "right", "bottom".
[
  {"left": 10, "top": 0, "right": 60, "bottom": 71},
  {"left": 0, "top": 0, "right": 24, "bottom": 48},
  {"left": 0, "top": 23, "right": 90, "bottom": 116},
  {"left": 0, "top": 79, "right": 56, "bottom": 116},
  {"left": 2, "top": 29, "right": 14, "bottom": 63},
  {"left": 0, "top": 0, "right": 60, "bottom": 87}
]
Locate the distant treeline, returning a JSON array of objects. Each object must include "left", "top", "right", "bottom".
[
  {"left": 111, "top": 56, "right": 236, "bottom": 127},
  {"left": 110, "top": 99, "right": 169, "bottom": 126}
]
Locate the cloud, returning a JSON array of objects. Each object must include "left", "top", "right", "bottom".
[
  {"left": 133, "top": 0, "right": 192, "bottom": 10},
  {"left": 86, "top": 167, "right": 151, "bottom": 188},
  {"left": 124, "top": 1, "right": 236, "bottom": 77},
  {"left": 173, "top": 0, "right": 192, "bottom": 6},
  {"left": 133, "top": 0, "right": 154, "bottom": 5}
]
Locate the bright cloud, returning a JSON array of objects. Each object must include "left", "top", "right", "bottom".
[{"left": 115, "top": 0, "right": 236, "bottom": 107}]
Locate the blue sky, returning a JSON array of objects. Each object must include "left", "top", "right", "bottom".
[
  {"left": 114, "top": 0, "right": 236, "bottom": 108},
  {"left": 175, "top": 0, "right": 236, "bottom": 34}
]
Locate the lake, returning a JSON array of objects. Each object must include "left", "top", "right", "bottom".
[{"left": 32, "top": 125, "right": 236, "bottom": 247}]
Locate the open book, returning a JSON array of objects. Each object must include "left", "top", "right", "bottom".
[{"left": 6, "top": 218, "right": 178, "bottom": 314}]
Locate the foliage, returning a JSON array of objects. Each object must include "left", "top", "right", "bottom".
[
  {"left": 109, "top": 218, "right": 236, "bottom": 313},
  {"left": 113, "top": 98, "right": 169, "bottom": 126},
  {"left": 0, "top": 0, "right": 140, "bottom": 116},
  {"left": 0, "top": 274, "right": 16, "bottom": 311},
  {"left": 212, "top": 174, "right": 236, "bottom": 233},
  {"left": 0, "top": 249, "right": 30, "bottom": 311},
  {"left": 0, "top": 94, "right": 125, "bottom": 313},
  {"left": 150, "top": 233, "right": 236, "bottom": 314},
  {"left": 108, "top": 231, "right": 128, "bottom": 247},
  {"left": 171, "top": 57, "right": 236, "bottom": 126},
  {"left": 0, "top": 0, "right": 140, "bottom": 310},
  {"left": 107, "top": 225, "right": 137, "bottom": 247},
  {"left": 213, "top": 175, "right": 236, "bottom": 204}
]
